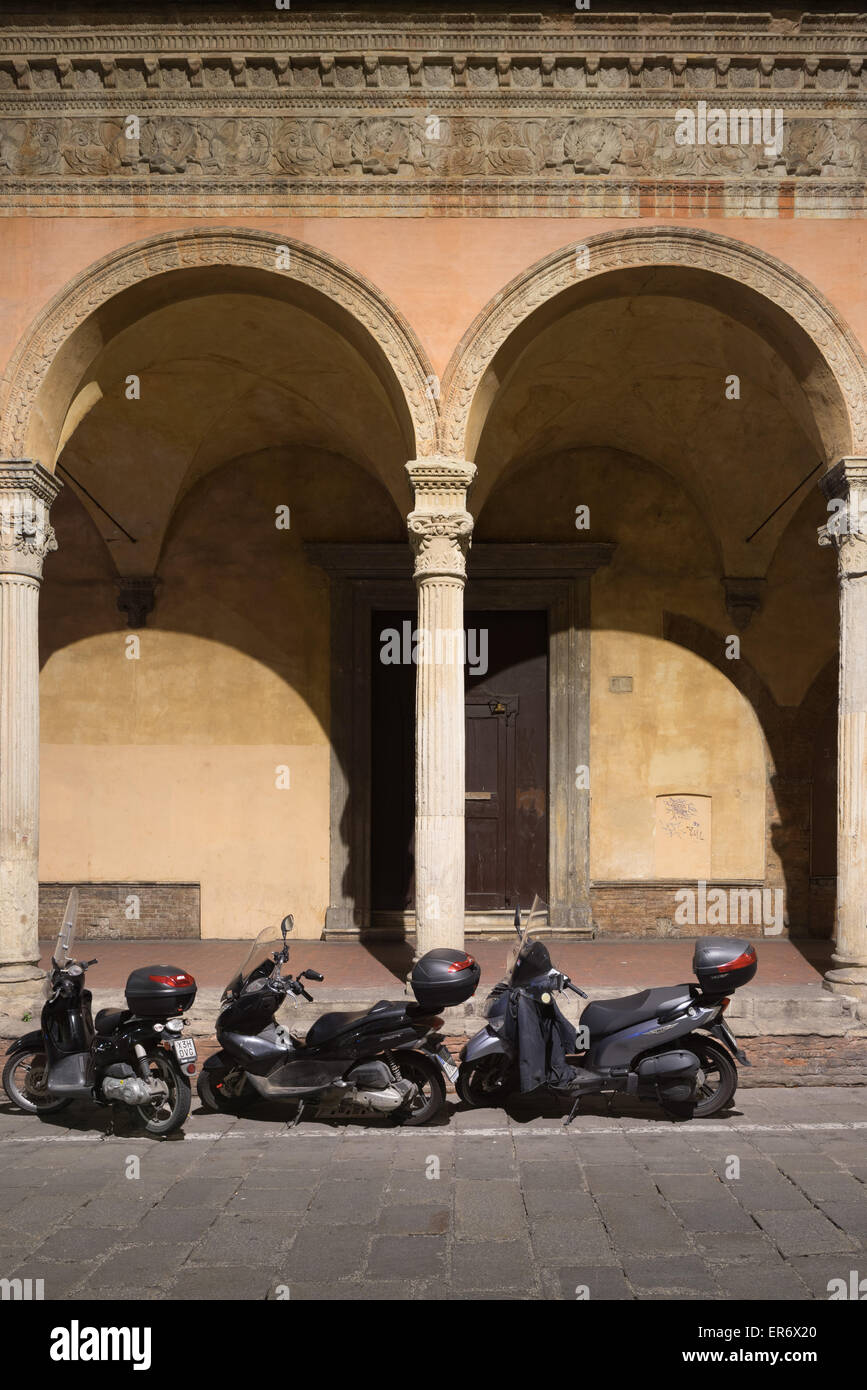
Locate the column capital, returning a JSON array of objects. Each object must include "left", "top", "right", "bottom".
[
  {"left": 406, "top": 456, "right": 476, "bottom": 582},
  {"left": 818, "top": 457, "right": 867, "bottom": 577},
  {"left": 0, "top": 459, "right": 62, "bottom": 581}
]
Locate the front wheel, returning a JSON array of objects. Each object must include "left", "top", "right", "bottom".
[
  {"left": 2, "top": 1047, "right": 72, "bottom": 1115},
  {"left": 134, "top": 1051, "right": 191, "bottom": 1135},
  {"left": 394, "top": 1053, "right": 446, "bottom": 1127},
  {"left": 457, "top": 1055, "right": 516, "bottom": 1108},
  {"left": 661, "top": 1036, "right": 738, "bottom": 1120}
]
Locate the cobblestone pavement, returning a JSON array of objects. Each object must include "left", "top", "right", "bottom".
[{"left": 1, "top": 1086, "right": 866, "bottom": 1301}]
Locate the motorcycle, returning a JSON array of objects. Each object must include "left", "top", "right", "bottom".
[
  {"left": 197, "top": 914, "right": 480, "bottom": 1126},
  {"left": 2, "top": 888, "right": 199, "bottom": 1136},
  {"left": 458, "top": 896, "right": 757, "bottom": 1122}
]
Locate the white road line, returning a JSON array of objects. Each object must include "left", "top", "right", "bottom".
[{"left": 0, "top": 1119, "right": 865, "bottom": 1143}]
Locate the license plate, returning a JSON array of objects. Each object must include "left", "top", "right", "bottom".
[
  {"left": 172, "top": 1037, "right": 197, "bottom": 1063},
  {"left": 436, "top": 1045, "right": 458, "bottom": 1083}
]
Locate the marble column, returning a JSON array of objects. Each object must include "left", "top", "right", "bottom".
[
  {"left": 406, "top": 457, "right": 476, "bottom": 956},
  {"left": 819, "top": 458, "right": 867, "bottom": 998},
  {"left": 0, "top": 461, "right": 61, "bottom": 999}
]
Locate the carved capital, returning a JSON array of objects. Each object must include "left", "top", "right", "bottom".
[
  {"left": 818, "top": 458, "right": 867, "bottom": 578},
  {"left": 406, "top": 456, "right": 476, "bottom": 582},
  {"left": 0, "top": 460, "right": 61, "bottom": 581}
]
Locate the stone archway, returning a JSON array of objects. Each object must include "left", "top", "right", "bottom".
[
  {"left": 0, "top": 225, "right": 439, "bottom": 468},
  {"left": 0, "top": 225, "right": 441, "bottom": 991},
  {"left": 438, "top": 226, "right": 867, "bottom": 464}
]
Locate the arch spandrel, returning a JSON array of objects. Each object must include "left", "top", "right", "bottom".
[
  {"left": 0, "top": 226, "right": 439, "bottom": 468},
  {"left": 439, "top": 227, "right": 867, "bottom": 469}
]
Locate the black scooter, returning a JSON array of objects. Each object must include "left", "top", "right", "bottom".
[
  {"left": 458, "top": 898, "right": 756, "bottom": 1122},
  {"left": 198, "top": 915, "right": 479, "bottom": 1126},
  {"left": 3, "top": 889, "right": 199, "bottom": 1136}
]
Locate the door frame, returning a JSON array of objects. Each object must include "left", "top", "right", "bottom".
[{"left": 306, "top": 542, "right": 614, "bottom": 937}]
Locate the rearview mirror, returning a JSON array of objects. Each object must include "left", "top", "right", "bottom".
[{"left": 280, "top": 914, "right": 294, "bottom": 939}]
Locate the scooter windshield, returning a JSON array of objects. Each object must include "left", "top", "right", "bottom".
[
  {"left": 223, "top": 923, "right": 292, "bottom": 1000},
  {"left": 53, "top": 887, "right": 79, "bottom": 969},
  {"left": 44, "top": 887, "right": 79, "bottom": 999},
  {"left": 504, "top": 895, "right": 547, "bottom": 980}
]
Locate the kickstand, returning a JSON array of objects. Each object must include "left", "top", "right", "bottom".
[
  {"left": 289, "top": 1098, "right": 306, "bottom": 1129},
  {"left": 563, "top": 1093, "right": 582, "bottom": 1128}
]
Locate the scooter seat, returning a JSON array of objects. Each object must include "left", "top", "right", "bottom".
[
  {"left": 304, "top": 1000, "right": 406, "bottom": 1049},
  {"left": 581, "top": 986, "right": 694, "bottom": 1040},
  {"left": 94, "top": 1007, "right": 128, "bottom": 1036}
]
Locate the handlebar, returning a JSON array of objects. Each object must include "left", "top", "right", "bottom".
[{"left": 565, "top": 979, "right": 588, "bottom": 1000}]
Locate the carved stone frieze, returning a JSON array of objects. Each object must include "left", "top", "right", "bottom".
[{"left": 0, "top": 10, "right": 865, "bottom": 215}]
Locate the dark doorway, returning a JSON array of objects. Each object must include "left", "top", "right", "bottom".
[{"left": 370, "top": 608, "right": 548, "bottom": 915}]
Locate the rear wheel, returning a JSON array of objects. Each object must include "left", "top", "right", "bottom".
[
  {"left": 2, "top": 1048, "right": 72, "bottom": 1115},
  {"left": 660, "top": 1036, "right": 738, "bottom": 1121},
  {"left": 457, "top": 1056, "right": 516, "bottom": 1108},
  {"left": 394, "top": 1053, "right": 446, "bottom": 1127},
  {"left": 134, "top": 1051, "right": 191, "bottom": 1135}
]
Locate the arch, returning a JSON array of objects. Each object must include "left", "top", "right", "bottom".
[
  {"left": 0, "top": 225, "right": 439, "bottom": 466},
  {"left": 439, "top": 226, "right": 867, "bottom": 465}
]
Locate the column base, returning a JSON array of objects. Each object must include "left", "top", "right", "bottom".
[{"left": 823, "top": 964, "right": 867, "bottom": 1000}]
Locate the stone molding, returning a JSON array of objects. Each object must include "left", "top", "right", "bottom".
[
  {"left": 439, "top": 226, "right": 867, "bottom": 459},
  {"left": 0, "top": 226, "right": 439, "bottom": 462},
  {"left": 0, "top": 12, "right": 864, "bottom": 214},
  {"left": 0, "top": 459, "right": 61, "bottom": 580}
]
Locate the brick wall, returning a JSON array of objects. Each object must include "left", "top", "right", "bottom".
[{"left": 39, "top": 883, "right": 200, "bottom": 940}]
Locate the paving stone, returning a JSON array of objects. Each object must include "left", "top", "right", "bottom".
[
  {"left": 368, "top": 1235, "right": 446, "bottom": 1280},
  {"left": 523, "top": 1187, "right": 596, "bottom": 1222},
  {"left": 752, "top": 1209, "right": 857, "bottom": 1256},
  {"left": 188, "top": 1215, "right": 295, "bottom": 1266},
  {"left": 713, "top": 1263, "right": 812, "bottom": 1300},
  {"left": 277, "top": 1226, "right": 368, "bottom": 1281},
  {"left": 788, "top": 1254, "right": 867, "bottom": 1299},
  {"left": 133, "top": 1206, "right": 218, "bottom": 1242},
  {"left": 30, "top": 1225, "right": 123, "bottom": 1262},
  {"left": 528, "top": 1214, "right": 614, "bottom": 1264},
  {"left": 455, "top": 1178, "right": 525, "bottom": 1239},
  {"left": 88, "top": 1243, "right": 192, "bottom": 1289},
  {"left": 376, "top": 1204, "right": 451, "bottom": 1235},
  {"left": 815, "top": 1201, "right": 867, "bottom": 1240},
  {"left": 593, "top": 1195, "right": 693, "bottom": 1255},
  {"left": 655, "top": 1173, "right": 729, "bottom": 1201},
  {"left": 6, "top": 1259, "right": 97, "bottom": 1299},
  {"left": 671, "top": 1198, "right": 759, "bottom": 1234},
  {"left": 623, "top": 1256, "right": 720, "bottom": 1295},
  {"left": 694, "top": 1230, "right": 782, "bottom": 1263},
  {"left": 518, "top": 1161, "right": 583, "bottom": 1192},
  {"left": 306, "top": 1179, "right": 386, "bottom": 1225},
  {"left": 582, "top": 1165, "right": 660, "bottom": 1196},
  {"left": 451, "top": 1239, "right": 536, "bottom": 1292}
]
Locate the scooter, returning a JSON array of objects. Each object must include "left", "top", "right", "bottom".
[
  {"left": 197, "top": 914, "right": 480, "bottom": 1126},
  {"left": 3, "top": 888, "right": 199, "bottom": 1136},
  {"left": 458, "top": 897, "right": 756, "bottom": 1122}
]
